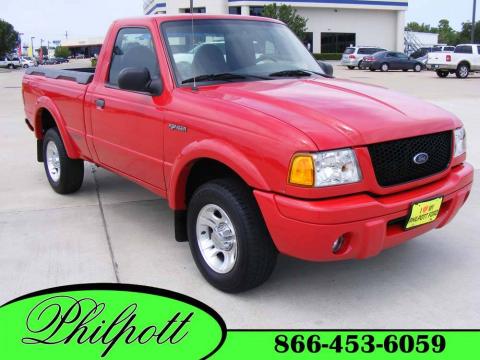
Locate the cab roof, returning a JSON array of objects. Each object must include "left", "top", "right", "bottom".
[{"left": 113, "top": 14, "right": 283, "bottom": 26}]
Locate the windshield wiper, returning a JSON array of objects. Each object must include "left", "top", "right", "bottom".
[
  {"left": 182, "top": 73, "right": 270, "bottom": 85},
  {"left": 269, "top": 69, "right": 329, "bottom": 78}
]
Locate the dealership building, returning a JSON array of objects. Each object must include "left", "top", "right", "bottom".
[{"left": 143, "top": 0, "right": 408, "bottom": 53}]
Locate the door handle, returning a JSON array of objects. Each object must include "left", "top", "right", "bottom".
[{"left": 95, "top": 99, "right": 105, "bottom": 109}]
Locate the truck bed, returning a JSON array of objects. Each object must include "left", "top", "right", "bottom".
[{"left": 25, "top": 67, "right": 96, "bottom": 85}]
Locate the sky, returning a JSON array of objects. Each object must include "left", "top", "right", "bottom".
[
  {"left": 1, "top": 0, "right": 478, "bottom": 49},
  {"left": 406, "top": 0, "right": 478, "bottom": 30}
]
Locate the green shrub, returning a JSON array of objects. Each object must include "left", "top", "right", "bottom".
[
  {"left": 313, "top": 53, "right": 342, "bottom": 61},
  {"left": 54, "top": 46, "right": 70, "bottom": 58},
  {"left": 91, "top": 58, "right": 97, "bottom": 67}
]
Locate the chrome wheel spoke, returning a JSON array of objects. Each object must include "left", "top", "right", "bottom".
[
  {"left": 46, "top": 141, "right": 61, "bottom": 182},
  {"left": 196, "top": 204, "right": 238, "bottom": 274}
]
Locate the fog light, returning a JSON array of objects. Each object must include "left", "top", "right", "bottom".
[{"left": 332, "top": 236, "right": 345, "bottom": 254}]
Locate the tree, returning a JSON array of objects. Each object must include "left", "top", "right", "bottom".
[
  {"left": 437, "top": 19, "right": 457, "bottom": 45},
  {"left": 457, "top": 21, "right": 480, "bottom": 44},
  {"left": 55, "top": 46, "right": 70, "bottom": 58},
  {"left": 0, "top": 19, "right": 19, "bottom": 57},
  {"left": 262, "top": 4, "right": 308, "bottom": 40},
  {"left": 405, "top": 21, "right": 437, "bottom": 33}
]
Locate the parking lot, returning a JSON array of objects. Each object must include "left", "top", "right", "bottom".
[{"left": 0, "top": 61, "right": 478, "bottom": 329}]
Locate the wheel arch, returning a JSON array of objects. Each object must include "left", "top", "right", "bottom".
[
  {"left": 457, "top": 60, "right": 471, "bottom": 69},
  {"left": 34, "top": 98, "right": 80, "bottom": 159},
  {"left": 168, "top": 140, "right": 270, "bottom": 211}
]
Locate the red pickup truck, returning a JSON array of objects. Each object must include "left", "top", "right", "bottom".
[{"left": 22, "top": 15, "right": 473, "bottom": 293}]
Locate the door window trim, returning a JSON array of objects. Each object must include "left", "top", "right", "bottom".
[{"left": 106, "top": 26, "right": 161, "bottom": 95}]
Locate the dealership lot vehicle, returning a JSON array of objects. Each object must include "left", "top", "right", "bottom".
[
  {"left": 341, "top": 46, "right": 386, "bottom": 69},
  {"left": 362, "top": 51, "right": 424, "bottom": 72},
  {"left": 0, "top": 56, "right": 21, "bottom": 69},
  {"left": 22, "top": 15, "right": 472, "bottom": 293},
  {"left": 428, "top": 44, "right": 480, "bottom": 78},
  {"left": 20, "top": 57, "right": 36, "bottom": 68}
]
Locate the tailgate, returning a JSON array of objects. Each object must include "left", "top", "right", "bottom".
[{"left": 428, "top": 53, "right": 449, "bottom": 65}]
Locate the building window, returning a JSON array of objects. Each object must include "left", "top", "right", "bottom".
[
  {"left": 250, "top": 6, "right": 264, "bottom": 16},
  {"left": 229, "top": 7, "right": 241, "bottom": 15},
  {"left": 303, "top": 32, "right": 313, "bottom": 53},
  {"left": 180, "top": 7, "right": 206, "bottom": 13},
  {"left": 321, "top": 33, "right": 356, "bottom": 53}
]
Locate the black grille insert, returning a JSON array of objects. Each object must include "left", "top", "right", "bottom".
[{"left": 368, "top": 131, "right": 452, "bottom": 187}]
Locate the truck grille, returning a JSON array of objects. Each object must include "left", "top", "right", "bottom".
[{"left": 368, "top": 131, "right": 452, "bottom": 187}]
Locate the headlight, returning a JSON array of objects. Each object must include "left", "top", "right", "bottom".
[
  {"left": 289, "top": 149, "right": 362, "bottom": 187},
  {"left": 454, "top": 127, "right": 466, "bottom": 157}
]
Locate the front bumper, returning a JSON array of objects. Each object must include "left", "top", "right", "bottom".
[
  {"left": 359, "top": 62, "right": 374, "bottom": 69},
  {"left": 254, "top": 163, "right": 473, "bottom": 262}
]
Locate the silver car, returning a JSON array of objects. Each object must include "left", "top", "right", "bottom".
[{"left": 341, "top": 46, "right": 387, "bottom": 69}]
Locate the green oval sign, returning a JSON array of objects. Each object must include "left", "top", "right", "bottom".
[{"left": 0, "top": 284, "right": 226, "bottom": 359}]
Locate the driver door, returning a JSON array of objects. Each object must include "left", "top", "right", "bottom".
[{"left": 89, "top": 27, "right": 166, "bottom": 190}]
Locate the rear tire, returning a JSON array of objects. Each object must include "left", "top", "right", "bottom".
[
  {"left": 43, "top": 128, "right": 84, "bottom": 194},
  {"left": 436, "top": 70, "right": 449, "bottom": 78},
  {"left": 187, "top": 178, "right": 277, "bottom": 293},
  {"left": 347, "top": 66, "right": 355, "bottom": 70},
  {"left": 380, "top": 63, "right": 389, "bottom": 72},
  {"left": 357, "top": 61, "right": 363, "bottom": 69},
  {"left": 7, "top": 64, "right": 14, "bottom": 69},
  {"left": 456, "top": 63, "right": 469, "bottom": 78}
]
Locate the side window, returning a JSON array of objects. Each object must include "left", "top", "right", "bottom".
[
  {"left": 455, "top": 46, "right": 473, "bottom": 54},
  {"left": 477, "top": 46, "right": 480, "bottom": 54},
  {"left": 108, "top": 27, "right": 160, "bottom": 87}
]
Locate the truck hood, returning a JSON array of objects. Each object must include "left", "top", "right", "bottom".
[{"left": 201, "top": 77, "right": 459, "bottom": 149}]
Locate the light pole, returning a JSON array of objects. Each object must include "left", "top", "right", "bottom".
[{"left": 472, "top": 0, "right": 477, "bottom": 43}]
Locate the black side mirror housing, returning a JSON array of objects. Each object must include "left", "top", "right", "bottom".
[
  {"left": 317, "top": 60, "right": 334, "bottom": 77},
  {"left": 118, "top": 67, "right": 163, "bottom": 95}
]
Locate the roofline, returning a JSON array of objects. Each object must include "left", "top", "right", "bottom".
[{"left": 112, "top": 14, "right": 283, "bottom": 25}]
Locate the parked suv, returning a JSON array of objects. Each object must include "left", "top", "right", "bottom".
[{"left": 341, "top": 47, "right": 387, "bottom": 69}]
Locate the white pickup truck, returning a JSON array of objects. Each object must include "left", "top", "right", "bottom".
[
  {"left": 428, "top": 44, "right": 480, "bottom": 78},
  {"left": 0, "top": 56, "right": 21, "bottom": 69}
]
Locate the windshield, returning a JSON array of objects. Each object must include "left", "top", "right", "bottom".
[{"left": 161, "top": 19, "right": 324, "bottom": 85}]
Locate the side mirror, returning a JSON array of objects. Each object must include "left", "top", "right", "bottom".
[
  {"left": 118, "top": 67, "right": 163, "bottom": 95},
  {"left": 317, "top": 60, "right": 334, "bottom": 77}
]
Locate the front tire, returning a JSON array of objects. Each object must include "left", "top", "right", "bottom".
[
  {"left": 43, "top": 128, "right": 84, "bottom": 194},
  {"left": 187, "top": 179, "right": 277, "bottom": 293},
  {"left": 456, "top": 63, "right": 469, "bottom": 78},
  {"left": 414, "top": 64, "right": 422, "bottom": 72}
]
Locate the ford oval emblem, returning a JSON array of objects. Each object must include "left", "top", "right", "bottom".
[{"left": 413, "top": 152, "right": 429, "bottom": 165}]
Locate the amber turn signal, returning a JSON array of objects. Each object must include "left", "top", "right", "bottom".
[{"left": 288, "top": 155, "right": 314, "bottom": 186}]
